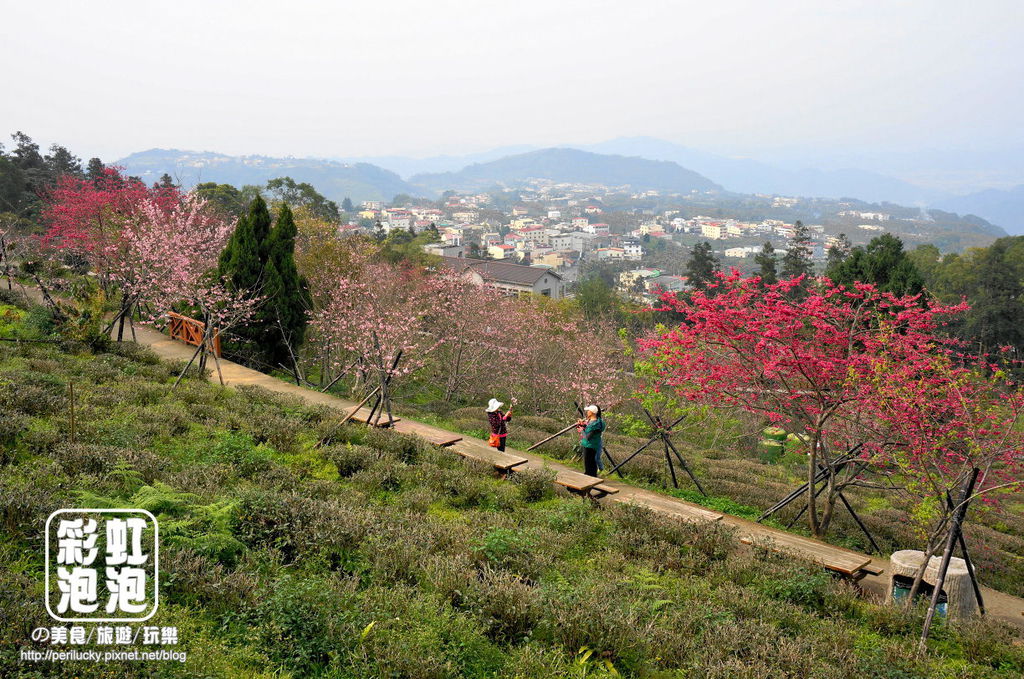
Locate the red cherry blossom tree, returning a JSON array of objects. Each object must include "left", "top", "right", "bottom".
[
  {"left": 41, "top": 168, "right": 178, "bottom": 280},
  {"left": 639, "top": 272, "right": 967, "bottom": 537}
]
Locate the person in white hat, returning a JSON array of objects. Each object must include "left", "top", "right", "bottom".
[
  {"left": 486, "top": 398, "right": 513, "bottom": 451},
  {"left": 576, "top": 404, "right": 605, "bottom": 476}
]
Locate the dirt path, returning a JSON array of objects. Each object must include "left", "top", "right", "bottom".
[{"left": 13, "top": 286, "right": 1024, "bottom": 630}]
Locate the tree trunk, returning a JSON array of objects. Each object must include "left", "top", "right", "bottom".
[
  {"left": 807, "top": 434, "right": 821, "bottom": 537},
  {"left": 906, "top": 535, "right": 943, "bottom": 607}
]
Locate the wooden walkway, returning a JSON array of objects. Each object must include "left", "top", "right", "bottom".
[
  {"left": 14, "top": 285, "right": 1024, "bottom": 631},
  {"left": 130, "top": 325, "right": 1024, "bottom": 627}
]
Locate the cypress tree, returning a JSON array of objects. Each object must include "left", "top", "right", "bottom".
[
  {"left": 218, "top": 196, "right": 269, "bottom": 296},
  {"left": 754, "top": 241, "right": 778, "bottom": 284},
  {"left": 686, "top": 241, "right": 720, "bottom": 291},
  {"left": 263, "top": 203, "right": 310, "bottom": 370},
  {"left": 216, "top": 195, "right": 275, "bottom": 365},
  {"left": 781, "top": 220, "right": 814, "bottom": 280}
]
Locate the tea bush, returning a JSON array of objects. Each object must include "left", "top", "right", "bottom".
[{"left": 1, "top": 303, "right": 1023, "bottom": 678}]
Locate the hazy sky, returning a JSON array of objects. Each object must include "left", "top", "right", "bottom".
[{"left": 2, "top": 0, "right": 1021, "bottom": 162}]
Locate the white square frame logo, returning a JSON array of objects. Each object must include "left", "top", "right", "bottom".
[{"left": 44, "top": 508, "right": 160, "bottom": 623}]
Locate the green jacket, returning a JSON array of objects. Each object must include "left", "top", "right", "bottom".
[{"left": 580, "top": 418, "right": 605, "bottom": 450}]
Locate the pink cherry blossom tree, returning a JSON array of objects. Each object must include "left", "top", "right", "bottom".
[
  {"left": 866, "top": 346, "right": 1024, "bottom": 602},
  {"left": 112, "top": 194, "right": 261, "bottom": 382},
  {"left": 308, "top": 259, "right": 461, "bottom": 419}
]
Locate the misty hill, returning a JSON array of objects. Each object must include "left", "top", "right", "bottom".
[
  {"left": 583, "top": 137, "right": 941, "bottom": 205},
  {"left": 936, "top": 185, "right": 1024, "bottom": 236},
  {"left": 115, "top": 149, "right": 421, "bottom": 203},
  {"left": 409, "top": 148, "right": 721, "bottom": 194},
  {"left": 335, "top": 145, "right": 537, "bottom": 179}
]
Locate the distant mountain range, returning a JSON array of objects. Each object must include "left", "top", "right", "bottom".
[
  {"left": 115, "top": 149, "right": 419, "bottom": 203},
  {"left": 936, "top": 185, "right": 1024, "bottom": 236},
  {"left": 579, "top": 137, "right": 943, "bottom": 206},
  {"left": 331, "top": 145, "right": 537, "bottom": 179},
  {"left": 408, "top": 148, "right": 721, "bottom": 194},
  {"left": 115, "top": 143, "right": 1023, "bottom": 236}
]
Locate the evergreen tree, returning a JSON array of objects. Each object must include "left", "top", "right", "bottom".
[
  {"left": 826, "top": 233, "right": 852, "bottom": 270},
  {"left": 86, "top": 158, "right": 105, "bottom": 184},
  {"left": 754, "top": 241, "right": 778, "bottom": 284},
  {"left": 195, "top": 182, "right": 245, "bottom": 217},
  {"left": 957, "top": 237, "right": 1024, "bottom": 357},
  {"left": 341, "top": 196, "right": 354, "bottom": 212},
  {"left": 686, "top": 241, "right": 720, "bottom": 291},
  {"left": 217, "top": 195, "right": 273, "bottom": 364},
  {"left": 262, "top": 203, "right": 310, "bottom": 371},
  {"left": 575, "top": 275, "right": 620, "bottom": 321},
  {"left": 157, "top": 173, "right": 176, "bottom": 190},
  {"left": 781, "top": 220, "right": 814, "bottom": 280},
  {"left": 825, "top": 233, "right": 924, "bottom": 296},
  {"left": 44, "top": 144, "right": 83, "bottom": 178}
]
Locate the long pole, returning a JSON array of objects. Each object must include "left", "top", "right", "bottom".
[
  {"left": 527, "top": 423, "right": 578, "bottom": 451},
  {"left": 665, "top": 436, "right": 707, "bottom": 495},
  {"left": 919, "top": 468, "right": 980, "bottom": 653},
  {"left": 946, "top": 490, "right": 985, "bottom": 615},
  {"left": 68, "top": 382, "right": 76, "bottom": 445}
]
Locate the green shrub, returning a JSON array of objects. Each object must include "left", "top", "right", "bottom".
[
  {"left": 511, "top": 466, "right": 556, "bottom": 503},
  {"left": 323, "top": 443, "right": 380, "bottom": 478},
  {"left": 473, "top": 526, "right": 544, "bottom": 577},
  {"left": 466, "top": 565, "right": 543, "bottom": 643},
  {"left": 364, "top": 427, "right": 429, "bottom": 464},
  {"left": 254, "top": 574, "right": 355, "bottom": 674}
]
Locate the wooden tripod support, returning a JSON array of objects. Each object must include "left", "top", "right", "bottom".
[
  {"left": 365, "top": 343, "right": 402, "bottom": 428},
  {"left": 604, "top": 409, "right": 706, "bottom": 494},
  {"left": 756, "top": 443, "right": 881, "bottom": 554}
]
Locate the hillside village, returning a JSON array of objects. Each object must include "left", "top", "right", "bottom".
[{"left": 345, "top": 178, "right": 969, "bottom": 303}]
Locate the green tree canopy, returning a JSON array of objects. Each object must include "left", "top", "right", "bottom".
[
  {"left": 195, "top": 182, "right": 247, "bottom": 217},
  {"left": 265, "top": 177, "right": 340, "bottom": 222},
  {"left": 686, "top": 241, "right": 720, "bottom": 291},
  {"left": 780, "top": 220, "right": 814, "bottom": 280},
  {"left": 754, "top": 241, "right": 778, "bottom": 284},
  {"left": 825, "top": 233, "right": 924, "bottom": 296}
]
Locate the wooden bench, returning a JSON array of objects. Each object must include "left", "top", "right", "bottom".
[
  {"left": 555, "top": 470, "right": 605, "bottom": 494},
  {"left": 392, "top": 419, "right": 463, "bottom": 447},
  {"left": 449, "top": 440, "right": 528, "bottom": 474},
  {"left": 612, "top": 494, "right": 723, "bottom": 523},
  {"left": 739, "top": 535, "right": 874, "bottom": 580},
  {"left": 590, "top": 483, "right": 620, "bottom": 498}
]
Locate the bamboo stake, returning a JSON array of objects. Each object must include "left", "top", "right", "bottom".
[
  {"left": 919, "top": 468, "right": 980, "bottom": 653},
  {"left": 527, "top": 423, "right": 578, "bottom": 451},
  {"left": 68, "top": 382, "right": 76, "bottom": 445}
]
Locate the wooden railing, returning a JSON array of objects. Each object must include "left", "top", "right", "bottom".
[{"left": 167, "top": 312, "right": 221, "bottom": 357}]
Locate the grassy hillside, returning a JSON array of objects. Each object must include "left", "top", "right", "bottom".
[{"left": 1, "top": 295, "right": 1023, "bottom": 678}]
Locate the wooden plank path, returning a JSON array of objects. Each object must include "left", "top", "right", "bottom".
[
  {"left": 450, "top": 438, "right": 528, "bottom": 472},
  {"left": 740, "top": 534, "right": 872, "bottom": 577},
  {"left": 15, "top": 285, "right": 1019, "bottom": 631}
]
